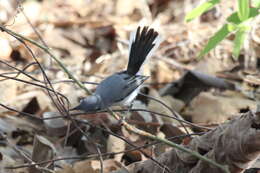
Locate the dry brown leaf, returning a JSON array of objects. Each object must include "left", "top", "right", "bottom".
[
  {"left": 195, "top": 53, "right": 235, "bottom": 75},
  {"left": 0, "top": 79, "right": 17, "bottom": 110},
  {"left": 153, "top": 60, "right": 177, "bottom": 84},
  {"left": 184, "top": 91, "right": 256, "bottom": 124},
  {"left": 29, "top": 135, "right": 56, "bottom": 173},
  {"left": 107, "top": 134, "right": 126, "bottom": 162},
  {"left": 73, "top": 159, "right": 121, "bottom": 173},
  {"left": 147, "top": 88, "right": 172, "bottom": 122},
  {"left": 161, "top": 95, "right": 185, "bottom": 113},
  {"left": 55, "top": 164, "right": 75, "bottom": 173},
  {"left": 0, "top": 37, "right": 12, "bottom": 60},
  {"left": 148, "top": 89, "right": 186, "bottom": 125},
  {"left": 14, "top": 1, "right": 41, "bottom": 26},
  {"left": 114, "top": 112, "right": 260, "bottom": 173},
  {"left": 73, "top": 160, "right": 99, "bottom": 173},
  {"left": 1, "top": 0, "right": 259, "bottom": 172},
  {"left": 0, "top": 0, "right": 18, "bottom": 23},
  {"left": 116, "top": 0, "right": 136, "bottom": 16},
  {"left": 0, "top": 154, "right": 28, "bottom": 173}
]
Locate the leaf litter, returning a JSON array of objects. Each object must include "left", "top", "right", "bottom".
[{"left": 0, "top": 0, "right": 259, "bottom": 172}]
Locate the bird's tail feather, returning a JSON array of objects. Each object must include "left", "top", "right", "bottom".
[{"left": 127, "top": 26, "right": 161, "bottom": 75}]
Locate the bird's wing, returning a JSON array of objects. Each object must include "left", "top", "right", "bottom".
[{"left": 95, "top": 72, "right": 148, "bottom": 107}]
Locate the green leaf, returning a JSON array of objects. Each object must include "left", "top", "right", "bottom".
[
  {"left": 227, "top": 7, "right": 259, "bottom": 24},
  {"left": 198, "top": 23, "right": 236, "bottom": 58},
  {"left": 233, "top": 26, "right": 248, "bottom": 58},
  {"left": 252, "top": 0, "right": 260, "bottom": 8},
  {"left": 185, "top": 0, "right": 220, "bottom": 22},
  {"left": 238, "top": 0, "right": 250, "bottom": 21},
  {"left": 197, "top": 7, "right": 258, "bottom": 59}
]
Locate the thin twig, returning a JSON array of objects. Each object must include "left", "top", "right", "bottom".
[
  {"left": 1, "top": 25, "right": 104, "bottom": 172},
  {"left": 0, "top": 61, "right": 40, "bottom": 82},
  {"left": 5, "top": 132, "right": 203, "bottom": 170},
  {"left": 0, "top": 74, "right": 68, "bottom": 103},
  {"left": 0, "top": 25, "right": 91, "bottom": 95},
  {"left": 140, "top": 92, "right": 190, "bottom": 134},
  {"left": 0, "top": 25, "right": 229, "bottom": 173}
]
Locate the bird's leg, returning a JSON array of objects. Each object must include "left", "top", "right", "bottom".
[
  {"left": 126, "top": 102, "right": 133, "bottom": 116},
  {"left": 119, "top": 103, "right": 133, "bottom": 124}
]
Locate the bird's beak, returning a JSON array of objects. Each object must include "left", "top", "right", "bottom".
[{"left": 69, "top": 104, "right": 81, "bottom": 111}]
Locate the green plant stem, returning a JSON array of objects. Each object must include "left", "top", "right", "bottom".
[
  {"left": 0, "top": 25, "right": 230, "bottom": 173},
  {"left": 111, "top": 110, "right": 229, "bottom": 173},
  {"left": 0, "top": 26, "right": 90, "bottom": 95}
]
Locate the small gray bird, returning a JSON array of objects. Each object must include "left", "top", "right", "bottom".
[{"left": 72, "top": 26, "right": 161, "bottom": 112}]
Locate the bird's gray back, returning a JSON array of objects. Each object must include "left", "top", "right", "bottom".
[{"left": 95, "top": 72, "right": 130, "bottom": 108}]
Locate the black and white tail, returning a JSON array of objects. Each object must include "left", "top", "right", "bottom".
[{"left": 126, "top": 26, "right": 161, "bottom": 76}]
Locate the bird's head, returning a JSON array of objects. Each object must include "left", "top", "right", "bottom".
[{"left": 71, "top": 95, "right": 102, "bottom": 112}]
